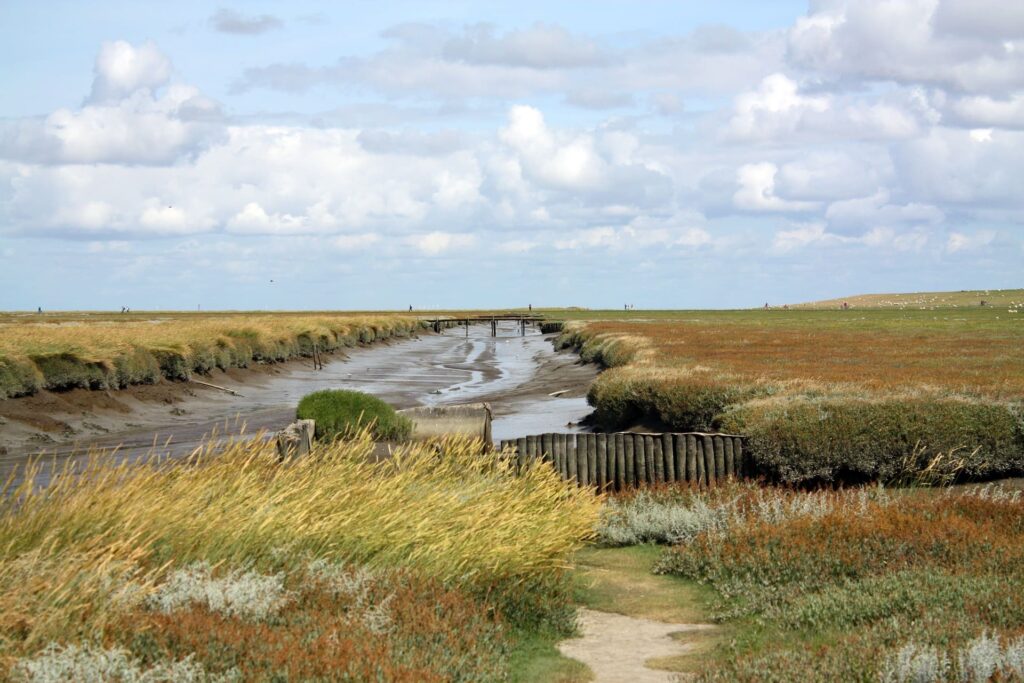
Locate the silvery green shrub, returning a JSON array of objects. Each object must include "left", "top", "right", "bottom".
[
  {"left": 597, "top": 485, "right": 885, "bottom": 546},
  {"left": 597, "top": 491, "right": 727, "bottom": 545},
  {"left": 305, "top": 559, "right": 394, "bottom": 633},
  {"left": 145, "top": 562, "right": 289, "bottom": 621},
  {"left": 880, "top": 643, "right": 950, "bottom": 683},
  {"left": 880, "top": 633, "right": 1024, "bottom": 683},
  {"left": 12, "top": 643, "right": 237, "bottom": 683}
]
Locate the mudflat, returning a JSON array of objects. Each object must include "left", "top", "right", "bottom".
[{"left": 0, "top": 325, "right": 596, "bottom": 480}]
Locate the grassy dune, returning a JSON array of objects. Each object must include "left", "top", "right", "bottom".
[
  {"left": 0, "top": 434, "right": 600, "bottom": 680},
  {"left": 0, "top": 312, "right": 427, "bottom": 399},
  {"left": 793, "top": 287, "right": 1024, "bottom": 310},
  {"left": 557, "top": 306, "right": 1024, "bottom": 483}
]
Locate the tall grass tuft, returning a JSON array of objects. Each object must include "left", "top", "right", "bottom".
[{"left": 0, "top": 433, "right": 600, "bottom": 670}]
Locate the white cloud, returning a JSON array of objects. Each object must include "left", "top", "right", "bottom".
[
  {"left": 441, "top": 22, "right": 608, "bottom": 69},
  {"left": 407, "top": 231, "right": 476, "bottom": 255},
  {"left": 333, "top": 233, "right": 380, "bottom": 250},
  {"left": 787, "top": 0, "right": 1024, "bottom": 93},
  {"left": 948, "top": 95, "right": 1024, "bottom": 130},
  {"left": 825, "top": 190, "right": 944, "bottom": 233},
  {"left": 210, "top": 9, "right": 283, "bottom": 35},
  {"left": 497, "top": 239, "right": 537, "bottom": 253},
  {"left": 734, "top": 162, "right": 819, "bottom": 212},
  {"left": 1, "top": 43, "right": 221, "bottom": 166},
  {"left": 88, "top": 41, "right": 173, "bottom": 103},
  {"left": 726, "top": 73, "right": 922, "bottom": 142},
  {"left": 947, "top": 230, "right": 996, "bottom": 253}
]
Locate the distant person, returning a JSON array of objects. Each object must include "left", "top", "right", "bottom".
[
  {"left": 37, "top": 306, "right": 42, "bottom": 314},
  {"left": 409, "top": 305, "right": 412, "bottom": 312},
  {"left": 764, "top": 302, "right": 769, "bottom": 309},
  {"left": 528, "top": 304, "right": 532, "bottom": 312}
]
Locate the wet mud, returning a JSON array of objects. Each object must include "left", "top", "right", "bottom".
[{"left": 0, "top": 323, "right": 597, "bottom": 482}]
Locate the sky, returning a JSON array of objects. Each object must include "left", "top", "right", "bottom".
[{"left": 0, "top": 1, "right": 1021, "bottom": 310}]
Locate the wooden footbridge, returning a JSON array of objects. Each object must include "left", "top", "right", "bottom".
[{"left": 423, "top": 313, "right": 550, "bottom": 336}]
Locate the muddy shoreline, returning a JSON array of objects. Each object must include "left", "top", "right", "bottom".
[{"left": 0, "top": 325, "right": 598, "bottom": 479}]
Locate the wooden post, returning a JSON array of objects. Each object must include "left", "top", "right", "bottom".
[
  {"left": 724, "top": 437, "right": 735, "bottom": 478},
  {"left": 541, "top": 433, "right": 553, "bottom": 469},
  {"left": 596, "top": 433, "right": 608, "bottom": 491},
  {"left": 703, "top": 435, "right": 716, "bottom": 486},
  {"left": 577, "top": 432, "right": 593, "bottom": 485},
  {"left": 734, "top": 437, "right": 745, "bottom": 477},
  {"left": 674, "top": 434, "right": 687, "bottom": 483},
  {"left": 526, "top": 435, "right": 537, "bottom": 463},
  {"left": 694, "top": 436, "right": 705, "bottom": 485},
  {"left": 651, "top": 436, "right": 664, "bottom": 484},
  {"left": 613, "top": 433, "right": 625, "bottom": 491},
  {"left": 714, "top": 437, "right": 726, "bottom": 483},
  {"left": 624, "top": 434, "right": 635, "bottom": 488},
  {"left": 560, "top": 434, "right": 573, "bottom": 482},
  {"left": 563, "top": 435, "right": 575, "bottom": 484},
  {"left": 516, "top": 437, "right": 527, "bottom": 472},
  {"left": 588, "top": 435, "right": 599, "bottom": 489},
  {"left": 661, "top": 433, "right": 675, "bottom": 483},
  {"left": 635, "top": 435, "right": 647, "bottom": 486}
]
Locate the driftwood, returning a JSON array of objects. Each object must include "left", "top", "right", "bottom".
[{"left": 190, "top": 379, "right": 242, "bottom": 397}]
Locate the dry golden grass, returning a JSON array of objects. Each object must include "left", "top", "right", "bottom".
[
  {"left": 0, "top": 433, "right": 601, "bottom": 663},
  {"left": 0, "top": 312, "right": 426, "bottom": 398},
  {"left": 566, "top": 309, "right": 1024, "bottom": 401}
]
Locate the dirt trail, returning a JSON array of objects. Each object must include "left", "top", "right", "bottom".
[{"left": 558, "top": 608, "right": 712, "bottom": 683}]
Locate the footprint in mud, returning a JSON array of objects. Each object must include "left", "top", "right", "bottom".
[{"left": 558, "top": 608, "right": 714, "bottom": 683}]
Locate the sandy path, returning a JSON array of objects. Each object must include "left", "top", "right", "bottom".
[{"left": 558, "top": 608, "right": 713, "bottom": 683}]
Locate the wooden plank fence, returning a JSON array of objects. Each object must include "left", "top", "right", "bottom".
[{"left": 498, "top": 432, "right": 746, "bottom": 490}]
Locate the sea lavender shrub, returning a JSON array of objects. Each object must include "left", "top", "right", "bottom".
[
  {"left": 878, "top": 633, "right": 1024, "bottom": 683},
  {"left": 720, "top": 398, "right": 1024, "bottom": 484},
  {"left": 653, "top": 484, "right": 1024, "bottom": 681},
  {"left": 597, "top": 489, "right": 727, "bottom": 545},
  {"left": 12, "top": 644, "right": 229, "bottom": 683},
  {"left": 146, "top": 563, "right": 290, "bottom": 621}
]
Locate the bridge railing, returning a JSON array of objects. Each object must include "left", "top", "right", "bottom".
[{"left": 498, "top": 432, "right": 747, "bottom": 490}]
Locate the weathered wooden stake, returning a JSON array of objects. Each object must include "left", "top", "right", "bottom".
[
  {"left": 734, "top": 437, "right": 745, "bottom": 477},
  {"left": 624, "top": 434, "right": 635, "bottom": 487},
  {"left": 724, "top": 437, "right": 735, "bottom": 478},
  {"left": 703, "top": 435, "right": 716, "bottom": 486},
  {"left": 695, "top": 437, "right": 705, "bottom": 485},
  {"left": 673, "top": 435, "right": 686, "bottom": 483},
  {"left": 714, "top": 436, "right": 726, "bottom": 483},
  {"left": 635, "top": 435, "right": 647, "bottom": 486},
  {"left": 614, "top": 433, "right": 625, "bottom": 491},
  {"left": 596, "top": 434, "right": 608, "bottom": 490},
  {"left": 651, "top": 436, "right": 664, "bottom": 484},
  {"left": 662, "top": 433, "right": 675, "bottom": 483}
]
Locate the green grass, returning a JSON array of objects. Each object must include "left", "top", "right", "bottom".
[
  {"left": 297, "top": 389, "right": 413, "bottom": 441},
  {"left": 507, "top": 629, "right": 592, "bottom": 683}
]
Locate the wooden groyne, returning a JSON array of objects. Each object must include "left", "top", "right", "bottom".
[{"left": 498, "top": 432, "right": 747, "bottom": 490}]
